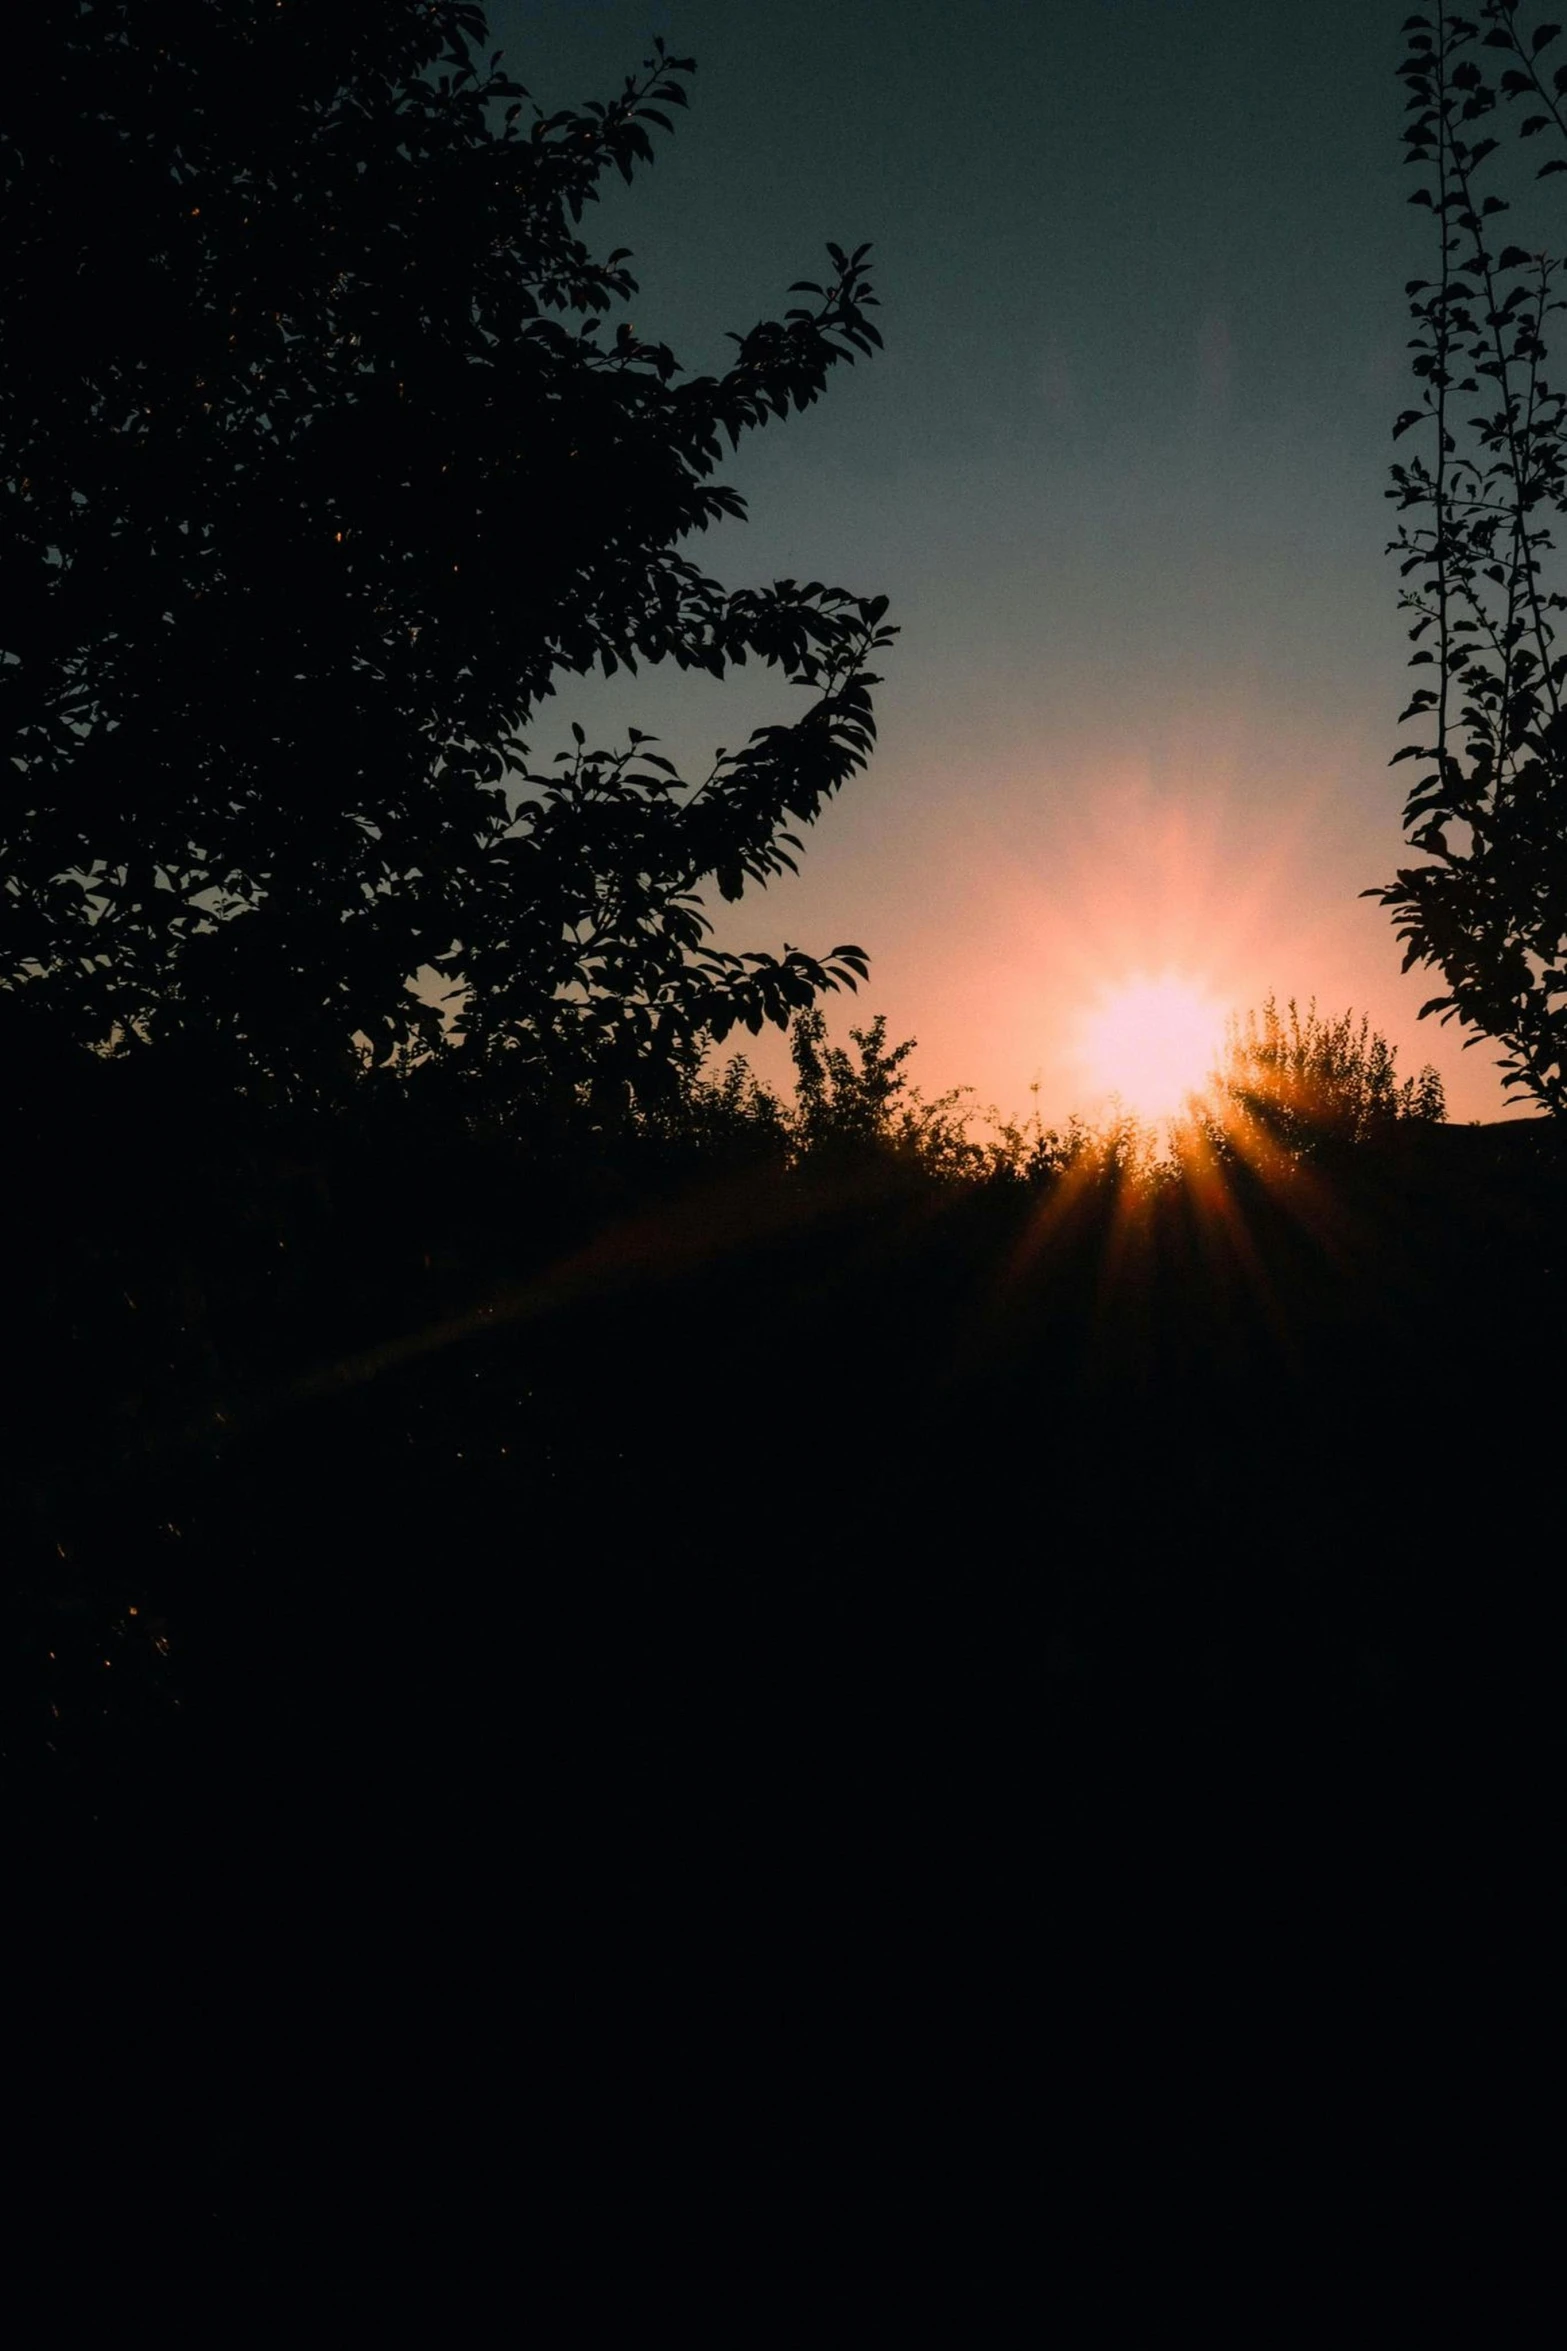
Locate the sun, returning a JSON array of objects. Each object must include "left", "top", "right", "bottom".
[{"left": 1076, "top": 973, "right": 1228, "bottom": 1121}]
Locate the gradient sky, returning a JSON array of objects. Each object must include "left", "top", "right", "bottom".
[{"left": 494, "top": 0, "right": 1531, "bottom": 1124}]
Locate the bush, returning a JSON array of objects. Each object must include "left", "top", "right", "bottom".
[{"left": 1212, "top": 996, "right": 1447, "bottom": 1152}]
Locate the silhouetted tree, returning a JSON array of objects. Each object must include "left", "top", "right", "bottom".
[
  {"left": 789, "top": 1008, "right": 917, "bottom": 1154},
  {"left": 1, "top": 2, "right": 890, "bottom": 1110},
  {"left": 1375, "top": 3, "right": 1567, "bottom": 1111},
  {"left": 1215, "top": 995, "right": 1446, "bottom": 1151}
]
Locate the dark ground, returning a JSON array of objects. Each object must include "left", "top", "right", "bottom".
[{"left": 6, "top": 1107, "right": 1560, "bottom": 2284}]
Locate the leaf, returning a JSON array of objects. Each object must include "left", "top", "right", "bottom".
[{"left": 4, "top": 10, "right": 892, "bottom": 1105}]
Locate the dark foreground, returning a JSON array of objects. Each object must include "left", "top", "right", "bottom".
[{"left": 6, "top": 1111, "right": 1560, "bottom": 2288}]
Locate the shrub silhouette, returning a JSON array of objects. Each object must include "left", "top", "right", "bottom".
[
  {"left": 1212, "top": 995, "right": 1447, "bottom": 1153},
  {"left": 671, "top": 1011, "right": 1034, "bottom": 1182}
]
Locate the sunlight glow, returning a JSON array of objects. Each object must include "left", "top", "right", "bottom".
[{"left": 1076, "top": 973, "right": 1229, "bottom": 1121}]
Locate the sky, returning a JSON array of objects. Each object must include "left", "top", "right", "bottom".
[{"left": 492, "top": 0, "right": 1536, "bottom": 1124}]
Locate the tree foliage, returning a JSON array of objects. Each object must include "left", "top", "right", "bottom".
[
  {"left": 0, "top": 1, "right": 892, "bottom": 1107},
  {"left": 1215, "top": 995, "right": 1446, "bottom": 1150},
  {"left": 1375, "top": 3, "right": 1567, "bottom": 1112}
]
